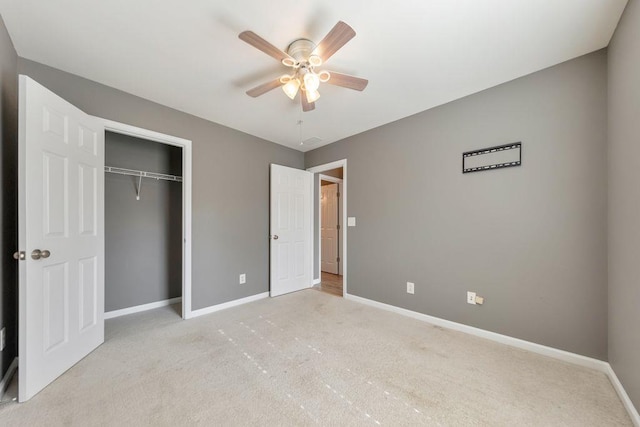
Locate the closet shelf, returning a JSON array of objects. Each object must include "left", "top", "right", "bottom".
[{"left": 104, "top": 166, "right": 182, "bottom": 182}]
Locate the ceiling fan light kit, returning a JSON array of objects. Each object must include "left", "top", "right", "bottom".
[
  {"left": 239, "top": 21, "right": 369, "bottom": 112},
  {"left": 281, "top": 77, "right": 300, "bottom": 100},
  {"left": 305, "top": 88, "right": 321, "bottom": 103}
]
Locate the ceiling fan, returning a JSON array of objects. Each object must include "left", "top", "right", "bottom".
[{"left": 239, "top": 21, "right": 368, "bottom": 112}]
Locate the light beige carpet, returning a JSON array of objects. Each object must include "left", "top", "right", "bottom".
[{"left": 0, "top": 290, "right": 631, "bottom": 426}]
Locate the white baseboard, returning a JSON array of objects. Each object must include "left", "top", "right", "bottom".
[
  {"left": 606, "top": 364, "right": 640, "bottom": 426},
  {"left": 345, "top": 293, "right": 607, "bottom": 371},
  {"left": 0, "top": 357, "right": 18, "bottom": 400},
  {"left": 345, "top": 293, "right": 639, "bottom": 424},
  {"left": 105, "top": 297, "right": 182, "bottom": 320},
  {"left": 187, "top": 292, "right": 269, "bottom": 319},
  {"left": 313, "top": 278, "right": 321, "bottom": 285}
]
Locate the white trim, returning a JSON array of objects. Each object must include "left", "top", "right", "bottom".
[
  {"left": 336, "top": 181, "right": 344, "bottom": 276},
  {"left": 318, "top": 174, "right": 342, "bottom": 184},
  {"left": 187, "top": 292, "right": 269, "bottom": 319},
  {"left": 99, "top": 119, "right": 192, "bottom": 147},
  {"left": 318, "top": 180, "right": 322, "bottom": 281},
  {"left": 104, "top": 297, "right": 182, "bottom": 320},
  {"left": 313, "top": 278, "right": 321, "bottom": 285},
  {"left": 96, "top": 118, "right": 193, "bottom": 320},
  {"left": 307, "top": 159, "right": 346, "bottom": 173},
  {"left": 346, "top": 293, "right": 640, "bottom": 423},
  {"left": 307, "top": 159, "right": 348, "bottom": 297},
  {"left": 309, "top": 170, "right": 314, "bottom": 289},
  {"left": 606, "top": 364, "right": 640, "bottom": 426},
  {"left": 345, "top": 293, "right": 608, "bottom": 371},
  {"left": 0, "top": 358, "right": 18, "bottom": 400}
]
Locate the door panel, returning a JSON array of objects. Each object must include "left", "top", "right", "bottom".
[
  {"left": 18, "top": 75, "right": 105, "bottom": 402},
  {"left": 43, "top": 262, "right": 69, "bottom": 351},
  {"left": 321, "top": 183, "right": 339, "bottom": 274},
  {"left": 43, "top": 153, "right": 69, "bottom": 237},
  {"left": 78, "top": 125, "right": 98, "bottom": 155},
  {"left": 78, "top": 163, "right": 98, "bottom": 236},
  {"left": 79, "top": 256, "right": 98, "bottom": 331},
  {"left": 270, "top": 164, "right": 312, "bottom": 297}
]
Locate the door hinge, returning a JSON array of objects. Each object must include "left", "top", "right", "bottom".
[
  {"left": 337, "top": 192, "right": 340, "bottom": 198},
  {"left": 336, "top": 224, "right": 341, "bottom": 230},
  {"left": 337, "top": 257, "right": 340, "bottom": 263},
  {"left": 13, "top": 251, "right": 26, "bottom": 261}
]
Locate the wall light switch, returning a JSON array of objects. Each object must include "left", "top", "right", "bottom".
[
  {"left": 347, "top": 217, "right": 356, "bottom": 227},
  {"left": 239, "top": 274, "right": 246, "bottom": 284}
]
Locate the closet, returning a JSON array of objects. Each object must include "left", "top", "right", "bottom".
[{"left": 104, "top": 131, "right": 183, "bottom": 317}]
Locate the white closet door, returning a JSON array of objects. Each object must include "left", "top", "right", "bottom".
[{"left": 18, "top": 75, "right": 105, "bottom": 401}]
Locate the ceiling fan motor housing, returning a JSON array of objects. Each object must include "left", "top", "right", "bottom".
[{"left": 286, "top": 38, "right": 316, "bottom": 63}]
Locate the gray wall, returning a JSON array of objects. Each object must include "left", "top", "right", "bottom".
[
  {"left": 0, "top": 15, "right": 17, "bottom": 382},
  {"left": 608, "top": 0, "right": 640, "bottom": 408},
  {"left": 306, "top": 50, "right": 608, "bottom": 359},
  {"left": 105, "top": 132, "right": 182, "bottom": 312},
  {"left": 18, "top": 59, "right": 304, "bottom": 311}
]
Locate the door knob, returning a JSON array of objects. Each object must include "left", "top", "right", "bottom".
[
  {"left": 31, "top": 249, "right": 51, "bottom": 260},
  {"left": 13, "top": 251, "right": 25, "bottom": 260},
  {"left": 272, "top": 235, "right": 279, "bottom": 240}
]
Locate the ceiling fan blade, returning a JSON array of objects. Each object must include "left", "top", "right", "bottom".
[
  {"left": 239, "top": 31, "right": 295, "bottom": 63},
  {"left": 301, "top": 92, "right": 315, "bottom": 112},
  {"left": 313, "top": 21, "right": 356, "bottom": 63},
  {"left": 246, "top": 78, "right": 283, "bottom": 97},
  {"left": 326, "top": 72, "right": 368, "bottom": 91}
]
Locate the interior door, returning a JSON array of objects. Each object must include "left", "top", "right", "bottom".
[
  {"left": 270, "top": 164, "right": 312, "bottom": 297},
  {"left": 321, "top": 183, "right": 339, "bottom": 274},
  {"left": 18, "top": 75, "right": 105, "bottom": 402}
]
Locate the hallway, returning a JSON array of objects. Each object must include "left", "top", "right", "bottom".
[{"left": 318, "top": 272, "right": 343, "bottom": 297}]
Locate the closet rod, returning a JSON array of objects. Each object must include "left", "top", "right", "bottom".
[{"left": 104, "top": 166, "right": 182, "bottom": 182}]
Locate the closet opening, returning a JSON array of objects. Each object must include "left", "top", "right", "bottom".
[{"left": 103, "top": 130, "right": 185, "bottom": 319}]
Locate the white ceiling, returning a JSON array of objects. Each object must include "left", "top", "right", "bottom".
[{"left": 0, "top": 0, "right": 627, "bottom": 152}]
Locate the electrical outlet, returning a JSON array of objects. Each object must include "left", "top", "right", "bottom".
[
  {"left": 0, "top": 327, "right": 5, "bottom": 351},
  {"left": 467, "top": 291, "right": 477, "bottom": 305},
  {"left": 239, "top": 274, "right": 246, "bottom": 284},
  {"left": 407, "top": 282, "right": 415, "bottom": 294}
]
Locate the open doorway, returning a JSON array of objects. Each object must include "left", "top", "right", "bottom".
[
  {"left": 307, "top": 160, "right": 348, "bottom": 297},
  {"left": 99, "top": 119, "right": 193, "bottom": 320},
  {"left": 319, "top": 173, "right": 343, "bottom": 296},
  {"left": 104, "top": 131, "right": 183, "bottom": 318}
]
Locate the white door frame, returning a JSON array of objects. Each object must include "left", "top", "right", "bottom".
[
  {"left": 307, "top": 159, "right": 347, "bottom": 297},
  {"left": 96, "top": 118, "right": 193, "bottom": 319},
  {"left": 319, "top": 175, "right": 343, "bottom": 276}
]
